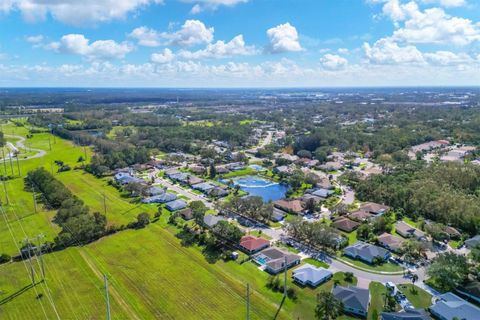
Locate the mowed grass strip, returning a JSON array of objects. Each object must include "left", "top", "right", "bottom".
[
  {"left": 84, "top": 225, "right": 285, "bottom": 320},
  {"left": 0, "top": 248, "right": 129, "bottom": 319},
  {"left": 55, "top": 170, "right": 156, "bottom": 227}
]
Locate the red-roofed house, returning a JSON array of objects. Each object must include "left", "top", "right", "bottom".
[{"left": 239, "top": 236, "right": 270, "bottom": 254}]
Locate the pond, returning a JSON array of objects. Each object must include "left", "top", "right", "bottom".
[{"left": 221, "top": 175, "right": 288, "bottom": 202}]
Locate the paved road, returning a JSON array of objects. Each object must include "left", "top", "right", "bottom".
[
  {"left": 1, "top": 134, "right": 47, "bottom": 161},
  {"left": 328, "top": 257, "right": 426, "bottom": 285},
  {"left": 152, "top": 174, "right": 214, "bottom": 209}
]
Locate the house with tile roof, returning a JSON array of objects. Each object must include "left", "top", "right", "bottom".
[{"left": 239, "top": 236, "right": 270, "bottom": 254}]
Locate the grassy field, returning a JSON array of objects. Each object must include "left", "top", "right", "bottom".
[{"left": 397, "top": 284, "right": 432, "bottom": 308}]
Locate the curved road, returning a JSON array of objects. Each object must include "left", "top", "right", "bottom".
[{"left": 1, "top": 134, "right": 46, "bottom": 161}]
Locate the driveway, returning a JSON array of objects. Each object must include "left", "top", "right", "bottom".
[{"left": 1, "top": 134, "right": 47, "bottom": 161}]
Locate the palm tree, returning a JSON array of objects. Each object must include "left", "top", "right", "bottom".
[{"left": 315, "top": 292, "right": 343, "bottom": 320}]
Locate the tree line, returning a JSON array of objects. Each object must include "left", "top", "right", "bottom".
[
  {"left": 352, "top": 162, "right": 480, "bottom": 235},
  {"left": 25, "top": 168, "right": 107, "bottom": 247}
]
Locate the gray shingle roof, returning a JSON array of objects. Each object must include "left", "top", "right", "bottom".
[
  {"left": 380, "top": 309, "right": 430, "bottom": 320},
  {"left": 165, "top": 199, "right": 188, "bottom": 211},
  {"left": 292, "top": 263, "right": 332, "bottom": 285},
  {"left": 430, "top": 292, "right": 480, "bottom": 320},
  {"left": 332, "top": 285, "right": 369, "bottom": 313},
  {"left": 344, "top": 241, "right": 389, "bottom": 262}
]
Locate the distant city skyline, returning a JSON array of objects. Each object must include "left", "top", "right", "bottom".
[{"left": 0, "top": 0, "right": 479, "bottom": 87}]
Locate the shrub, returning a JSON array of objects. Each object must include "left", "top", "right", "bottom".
[{"left": 0, "top": 253, "right": 11, "bottom": 264}]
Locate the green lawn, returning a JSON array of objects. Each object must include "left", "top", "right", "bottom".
[
  {"left": 302, "top": 258, "right": 329, "bottom": 269},
  {"left": 368, "top": 282, "right": 400, "bottom": 320},
  {"left": 342, "top": 230, "right": 358, "bottom": 245},
  {"left": 220, "top": 167, "right": 256, "bottom": 178},
  {"left": 340, "top": 256, "right": 404, "bottom": 273},
  {"left": 397, "top": 284, "right": 432, "bottom": 308},
  {"left": 402, "top": 217, "right": 419, "bottom": 228}
]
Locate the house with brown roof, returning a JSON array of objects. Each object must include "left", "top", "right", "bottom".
[
  {"left": 187, "top": 176, "right": 204, "bottom": 186},
  {"left": 359, "top": 202, "right": 390, "bottom": 216},
  {"left": 332, "top": 218, "right": 360, "bottom": 233},
  {"left": 445, "top": 226, "right": 461, "bottom": 239},
  {"left": 179, "top": 208, "right": 193, "bottom": 220},
  {"left": 377, "top": 233, "right": 405, "bottom": 252},
  {"left": 239, "top": 235, "right": 270, "bottom": 254},
  {"left": 273, "top": 199, "right": 305, "bottom": 215},
  {"left": 349, "top": 210, "right": 375, "bottom": 222}
]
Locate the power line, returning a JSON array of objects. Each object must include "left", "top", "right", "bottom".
[
  {"left": 104, "top": 274, "right": 111, "bottom": 320},
  {"left": 0, "top": 205, "right": 49, "bottom": 319}
]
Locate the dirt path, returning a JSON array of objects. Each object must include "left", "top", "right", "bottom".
[
  {"left": 79, "top": 249, "right": 141, "bottom": 320},
  {"left": 1, "top": 134, "right": 47, "bottom": 161}
]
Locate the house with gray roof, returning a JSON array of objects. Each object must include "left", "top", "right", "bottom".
[
  {"left": 456, "top": 281, "right": 480, "bottom": 304},
  {"left": 344, "top": 241, "right": 390, "bottom": 264},
  {"left": 253, "top": 247, "right": 300, "bottom": 274},
  {"left": 114, "top": 172, "right": 144, "bottom": 185},
  {"left": 465, "top": 235, "right": 480, "bottom": 249},
  {"left": 271, "top": 208, "right": 286, "bottom": 222},
  {"left": 430, "top": 292, "right": 480, "bottom": 320},
  {"left": 332, "top": 285, "right": 370, "bottom": 317},
  {"left": 381, "top": 309, "right": 430, "bottom": 320},
  {"left": 203, "top": 215, "right": 227, "bottom": 228},
  {"left": 192, "top": 182, "right": 216, "bottom": 193},
  {"left": 395, "top": 221, "right": 426, "bottom": 241},
  {"left": 165, "top": 199, "right": 188, "bottom": 211},
  {"left": 145, "top": 186, "right": 165, "bottom": 196},
  {"left": 292, "top": 263, "right": 332, "bottom": 287},
  {"left": 310, "top": 188, "right": 334, "bottom": 199},
  {"left": 142, "top": 192, "right": 177, "bottom": 204},
  {"left": 168, "top": 172, "right": 189, "bottom": 183}
]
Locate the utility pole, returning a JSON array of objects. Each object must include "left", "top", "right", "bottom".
[
  {"left": 15, "top": 155, "right": 20, "bottom": 176},
  {"left": 36, "top": 234, "right": 45, "bottom": 280},
  {"left": 2, "top": 179, "right": 9, "bottom": 205},
  {"left": 83, "top": 146, "right": 87, "bottom": 161},
  {"left": 104, "top": 274, "right": 111, "bottom": 320},
  {"left": 283, "top": 256, "right": 287, "bottom": 299},
  {"left": 25, "top": 239, "right": 35, "bottom": 284},
  {"left": 31, "top": 183, "right": 37, "bottom": 213},
  {"left": 48, "top": 136, "right": 52, "bottom": 151},
  {"left": 1, "top": 148, "right": 7, "bottom": 175},
  {"left": 8, "top": 154, "right": 14, "bottom": 175},
  {"left": 246, "top": 283, "right": 250, "bottom": 320}
]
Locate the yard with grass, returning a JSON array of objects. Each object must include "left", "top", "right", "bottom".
[
  {"left": 368, "top": 282, "right": 400, "bottom": 320},
  {"left": 340, "top": 256, "right": 404, "bottom": 273},
  {"left": 397, "top": 284, "right": 432, "bottom": 308}
]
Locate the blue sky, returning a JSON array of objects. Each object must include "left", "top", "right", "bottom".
[{"left": 0, "top": 0, "right": 479, "bottom": 87}]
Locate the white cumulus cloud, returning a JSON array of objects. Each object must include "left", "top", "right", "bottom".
[
  {"left": 151, "top": 48, "right": 176, "bottom": 63},
  {"left": 181, "top": 0, "right": 248, "bottom": 14},
  {"left": 130, "top": 20, "right": 214, "bottom": 48},
  {"left": 0, "top": 0, "right": 163, "bottom": 26},
  {"left": 47, "top": 34, "right": 133, "bottom": 60},
  {"left": 266, "top": 22, "right": 303, "bottom": 53},
  {"left": 177, "top": 35, "right": 256, "bottom": 59},
  {"left": 320, "top": 54, "right": 348, "bottom": 70},
  {"left": 363, "top": 38, "right": 425, "bottom": 64}
]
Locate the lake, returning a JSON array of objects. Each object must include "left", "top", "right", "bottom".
[{"left": 221, "top": 175, "right": 288, "bottom": 202}]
